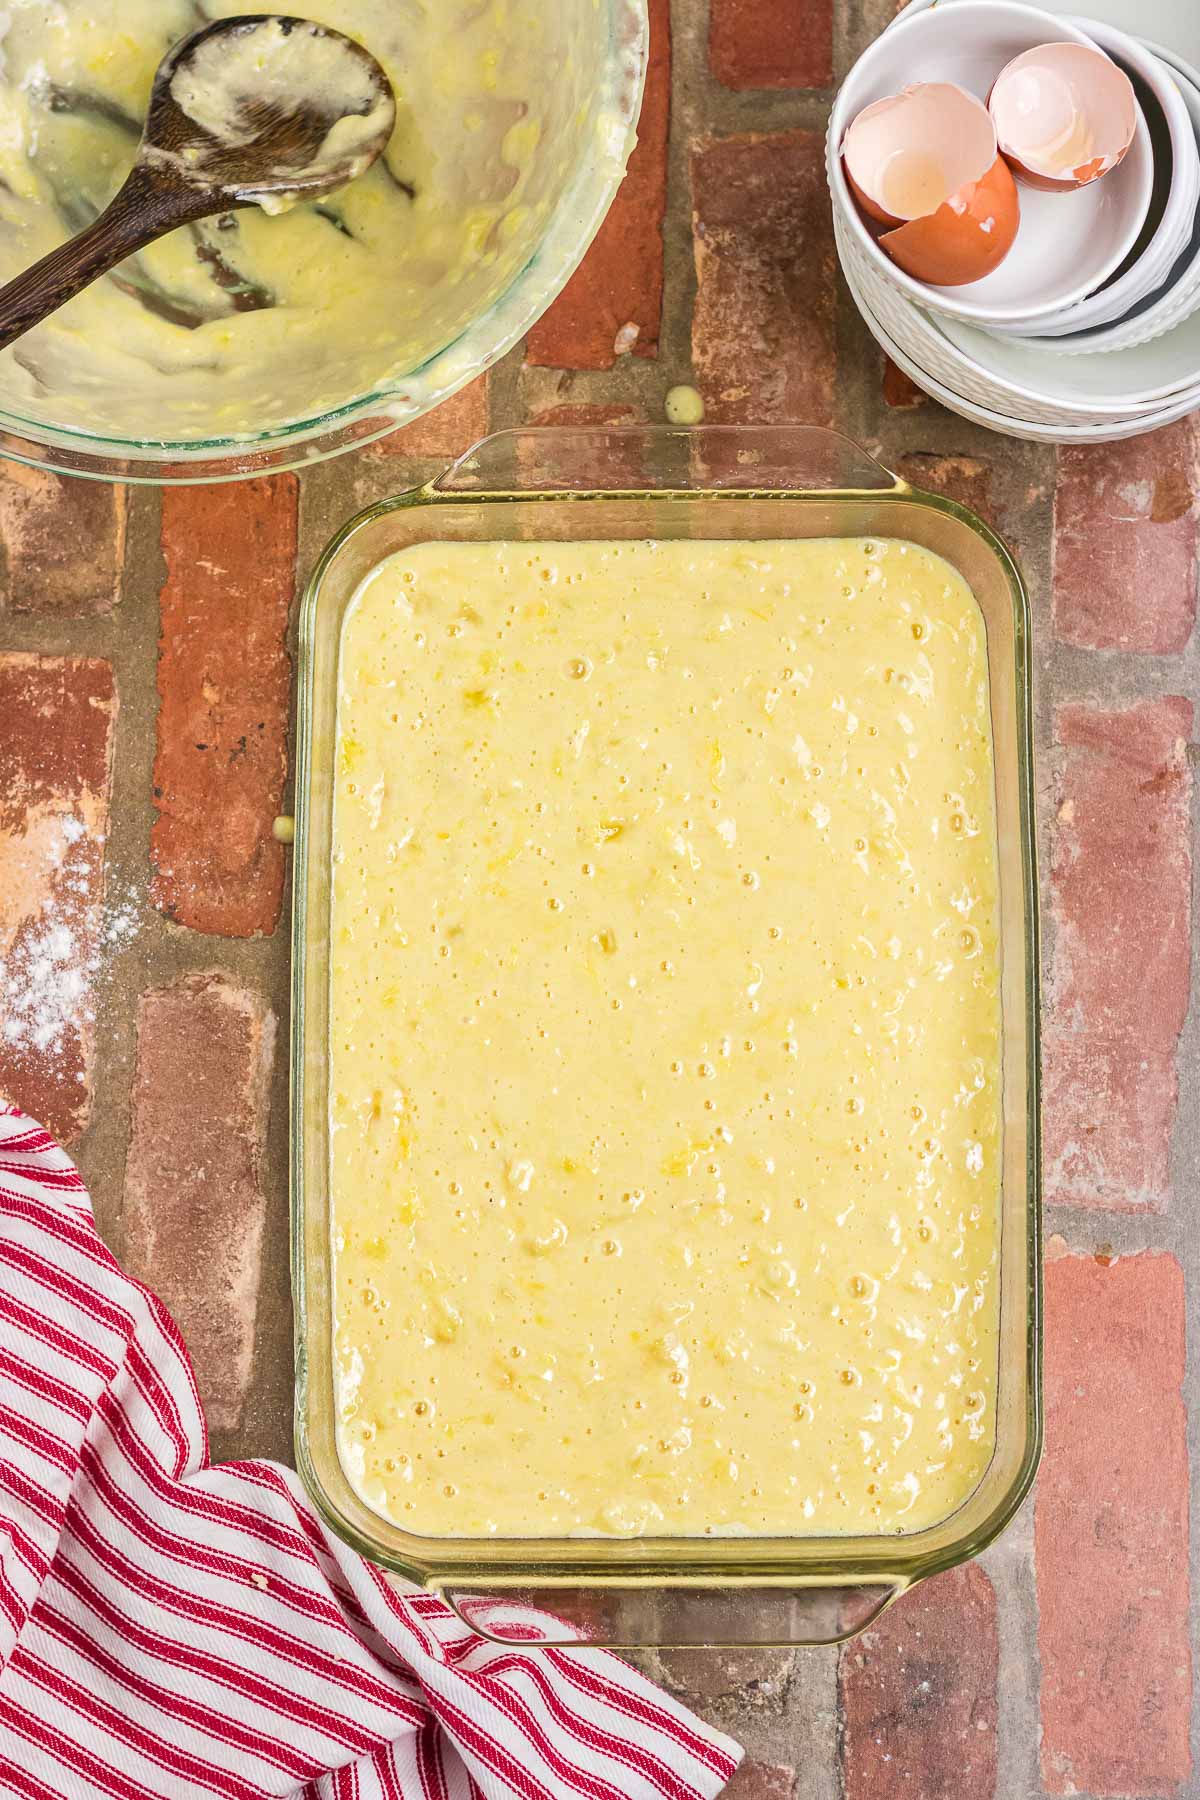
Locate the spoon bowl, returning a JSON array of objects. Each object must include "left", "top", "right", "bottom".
[{"left": 149, "top": 14, "right": 397, "bottom": 214}]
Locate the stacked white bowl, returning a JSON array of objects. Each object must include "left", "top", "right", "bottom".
[{"left": 828, "top": 0, "right": 1200, "bottom": 440}]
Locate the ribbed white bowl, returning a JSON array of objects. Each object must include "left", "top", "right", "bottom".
[
  {"left": 1022, "top": 40, "right": 1200, "bottom": 353},
  {"left": 842, "top": 236, "right": 1200, "bottom": 441},
  {"left": 834, "top": 217, "right": 1170, "bottom": 422},
  {"left": 1011, "top": 18, "right": 1198, "bottom": 336}
]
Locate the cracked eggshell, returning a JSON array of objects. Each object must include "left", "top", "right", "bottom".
[
  {"left": 879, "top": 156, "right": 1021, "bottom": 285},
  {"left": 989, "top": 42, "right": 1137, "bottom": 191},
  {"left": 841, "top": 83, "right": 1020, "bottom": 286}
]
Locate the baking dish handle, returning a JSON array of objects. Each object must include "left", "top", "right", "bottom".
[
  {"left": 438, "top": 1579, "right": 909, "bottom": 1649},
  {"left": 425, "top": 425, "right": 902, "bottom": 497}
]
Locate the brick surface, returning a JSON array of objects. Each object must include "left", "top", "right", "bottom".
[
  {"left": 657, "top": 1649, "right": 794, "bottom": 1708},
  {"left": 882, "top": 356, "right": 927, "bottom": 409},
  {"left": 1044, "top": 697, "right": 1193, "bottom": 1209},
  {"left": 122, "top": 973, "right": 275, "bottom": 1432},
  {"left": 718, "top": 1762, "right": 793, "bottom": 1800},
  {"left": 1054, "top": 420, "right": 1199, "bottom": 652},
  {"left": 840, "top": 1566, "right": 998, "bottom": 1800},
  {"left": 0, "top": 467, "right": 127, "bottom": 614},
  {"left": 0, "top": 654, "right": 117, "bottom": 1141},
  {"left": 1038, "top": 1252, "right": 1191, "bottom": 1795},
  {"left": 894, "top": 452, "right": 992, "bottom": 522},
  {"left": 521, "top": 402, "right": 648, "bottom": 484},
  {"left": 709, "top": 0, "right": 832, "bottom": 90},
  {"left": 4, "top": 5, "right": 1200, "bottom": 1784},
  {"left": 374, "top": 373, "right": 489, "bottom": 459},
  {"left": 528, "top": 403, "right": 642, "bottom": 427},
  {"left": 692, "top": 131, "right": 836, "bottom": 427},
  {"left": 152, "top": 477, "right": 296, "bottom": 938},
  {"left": 526, "top": 0, "right": 670, "bottom": 370}
]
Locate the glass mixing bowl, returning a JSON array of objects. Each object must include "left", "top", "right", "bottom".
[{"left": 0, "top": 0, "right": 646, "bottom": 485}]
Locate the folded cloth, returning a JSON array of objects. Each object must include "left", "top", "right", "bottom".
[{"left": 0, "top": 1107, "right": 742, "bottom": 1800}]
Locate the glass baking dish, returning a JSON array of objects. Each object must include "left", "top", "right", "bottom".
[{"left": 290, "top": 425, "right": 1041, "bottom": 1647}]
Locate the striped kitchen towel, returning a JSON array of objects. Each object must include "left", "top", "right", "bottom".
[{"left": 0, "top": 1106, "right": 742, "bottom": 1800}]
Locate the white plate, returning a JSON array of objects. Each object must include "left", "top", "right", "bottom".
[
  {"left": 937, "top": 300, "right": 1200, "bottom": 404},
  {"left": 837, "top": 214, "right": 1174, "bottom": 418},
  {"left": 893, "top": 0, "right": 1197, "bottom": 52},
  {"left": 844, "top": 251, "right": 1200, "bottom": 440}
]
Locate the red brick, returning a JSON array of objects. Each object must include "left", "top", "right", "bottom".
[
  {"left": 691, "top": 131, "right": 836, "bottom": 427},
  {"left": 525, "top": 0, "right": 669, "bottom": 369},
  {"left": 894, "top": 452, "right": 992, "bottom": 523},
  {"left": 521, "top": 402, "right": 648, "bottom": 486},
  {"left": 374, "top": 373, "right": 489, "bottom": 459},
  {"left": 123, "top": 973, "right": 275, "bottom": 1432},
  {"left": 0, "top": 466, "right": 128, "bottom": 614},
  {"left": 718, "top": 1762, "right": 793, "bottom": 1800},
  {"left": 1054, "top": 420, "right": 1199, "bottom": 652},
  {"left": 152, "top": 477, "right": 296, "bottom": 938},
  {"left": 1038, "top": 1252, "right": 1191, "bottom": 1795},
  {"left": 882, "top": 356, "right": 928, "bottom": 409},
  {"left": 840, "top": 1566, "right": 998, "bottom": 1800},
  {"left": 709, "top": 0, "right": 832, "bottom": 90},
  {"left": 528, "top": 404, "right": 642, "bottom": 428},
  {"left": 1044, "top": 698, "right": 1193, "bottom": 1209},
  {"left": 0, "top": 654, "right": 117, "bottom": 1142}
]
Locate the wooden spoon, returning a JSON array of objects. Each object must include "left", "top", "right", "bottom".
[{"left": 0, "top": 13, "right": 396, "bottom": 352}]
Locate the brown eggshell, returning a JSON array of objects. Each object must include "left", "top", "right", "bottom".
[
  {"left": 841, "top": 83, "right": 1003, "bottom": 230},
  {"left": 997, "top": 150, "right": 1112, "bottom": 193},
  {"left": 988, "top": 42, "right": 1136, "bottom": 191},
  {"left": 878, "top": 153, "right": 1020, "bottom": 286},
  {"left": 844, "top": 162, "right": 902, "bottom": 231}
]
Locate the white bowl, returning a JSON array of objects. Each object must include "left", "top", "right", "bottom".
[
  {"left": 836, "top": 187, "right": 1200, "bottom": 413},
  {"left": 842, "top": 241, "right": 1200, "bottom": 441},
  {"left": 1006, "top": 17, "right": 1199, "bottom": 336},
  {"left": 1030, "top": 41, "right": 1200, "bottom": 352},
  {"left": 827, "top": 0, "right": 1154, "bottom": 327}
]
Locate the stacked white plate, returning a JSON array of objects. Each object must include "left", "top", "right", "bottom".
[{"left": 830, "top": 0, "right": 1200, "bottom": 441}]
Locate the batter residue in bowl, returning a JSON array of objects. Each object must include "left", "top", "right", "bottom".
[
  {"left": 331, "top": 538, "right": 1002, "bottom": 1539},
  {"left": 0, "top": 1, "right": 598, "bottom": 439}
]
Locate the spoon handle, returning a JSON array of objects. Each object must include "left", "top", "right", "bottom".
[{"left": 0, "top": 166, "right": 214, "bottom": 353}]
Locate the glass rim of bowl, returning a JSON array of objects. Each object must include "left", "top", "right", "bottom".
[{"left": 0, "top": 0, "right": 648, "bottom": 486}]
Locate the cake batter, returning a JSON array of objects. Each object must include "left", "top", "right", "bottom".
[{"left": 331, "top": 538, "right": 1002, "bottom": 1539}]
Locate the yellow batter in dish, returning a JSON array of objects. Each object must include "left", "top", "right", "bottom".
[
  {"left": 331, "top": 538, "right": 1002, "bottom": 1539},
  {"left": 0, "top": 1, "right": 600, "bottom": 439}
]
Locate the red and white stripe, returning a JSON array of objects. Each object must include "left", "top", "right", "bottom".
[{"left": 0, "top": 1108, "right": 742, "bottom": 1800}]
